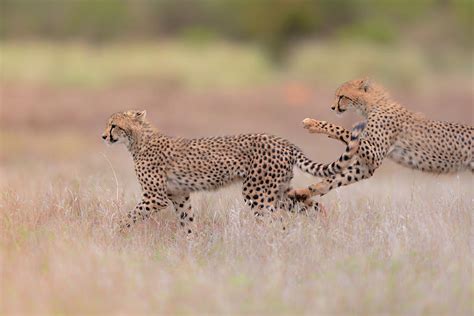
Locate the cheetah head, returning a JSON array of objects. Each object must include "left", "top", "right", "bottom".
[
  {"left": 102, "top": 110, "right": 147, "bottom": 146},
  {"left": 331, "top": 77, "right": 381, "bottom": 114}
]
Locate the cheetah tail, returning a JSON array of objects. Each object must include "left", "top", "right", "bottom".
[{"left": 295, "top": 121, "right": 366, "bottom": 177}]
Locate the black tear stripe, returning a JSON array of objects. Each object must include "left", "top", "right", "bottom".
[
  {"left": 109, "top": 126, "right": 115, "bottom": 140},
  {"left": 110, "top": 125, "right": 127, "bottom": 143},
  {"left": 339, "top": 96, "right": 354, "bottom": 107}
]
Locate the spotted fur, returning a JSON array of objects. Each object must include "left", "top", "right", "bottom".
[
  {"left": 102, "top": 110, "right": 364, "bottom": 233},
  {"left": 289, "top": 78, "right": 473, "bottom": 200}
]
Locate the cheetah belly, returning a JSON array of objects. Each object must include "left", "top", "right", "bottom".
[
  {"left": 388, "top": 126, "right": 470, "bottom": 173},
  {"left": 166, "top": 158, "right": 248, "bottom": 195},
  {"left": 388, "top": 142, "right": 423, "bottom": 170},
  {"left": 166, "top": 171, "right": 243, "bottom": 195}
]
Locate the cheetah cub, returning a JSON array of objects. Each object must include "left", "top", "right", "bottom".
[
  {"left": 290, "top": 78, "right": 473, "bottom": 201},
  {"left": 102, "top": 110, "right": 365, "bottom": 233}
]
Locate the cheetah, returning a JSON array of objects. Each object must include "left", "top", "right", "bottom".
[
  {"left": 289, "top": 78, "right": 473, "bottom": 200},
  {"left": 101, "top": 110, "right": 365, "bottom": 233}
]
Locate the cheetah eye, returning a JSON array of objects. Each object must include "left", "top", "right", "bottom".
[
  {"left": 339, "top": 95, "right": 353, "bottom": 103},
  {"left": 111, "top": 124, "right": 116, "bottom": 129}
]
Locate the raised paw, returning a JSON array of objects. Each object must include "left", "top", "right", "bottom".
[
  {"left": 302, "top": 118, "right": 328, "bottom": 134},
  {"left": 288, "top": 188, "right": 312, "bottom": 202}
]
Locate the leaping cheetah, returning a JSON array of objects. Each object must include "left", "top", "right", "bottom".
[{"left": 290, "top": 78, "right": 473, "bottom": 201}]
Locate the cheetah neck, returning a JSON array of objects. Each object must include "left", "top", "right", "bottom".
[
  {"left": 360, "top": 94, "right": 399, "bottom": 117},
  {"left": 127, "top": 125, "right": 170, "bottom": 157}
]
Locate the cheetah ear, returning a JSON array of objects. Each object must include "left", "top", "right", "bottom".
[
  {"left": 135, "top": 110, "right": 147, "bottom": 121},
  {"left": 359, "top": 77, "right": 370, "bottom": 92}
]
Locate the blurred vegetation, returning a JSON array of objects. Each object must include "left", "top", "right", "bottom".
[
  {"left": 2, "top": 41, "right": 470, "bottom": 89},
  {"left": 0, "top": 42, "right": 273, "bottom": 88},
  {"left": 0, "top": 0, "right": 472, "bottom": 89},
  {"left": 1, "top": 0, "right": 472, "bottom": 61}
]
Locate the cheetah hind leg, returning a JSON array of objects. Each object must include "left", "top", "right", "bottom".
[
  {"left": 169, "top": 194, "right": 196, "bottom": 236},
  {"left": 289, "top": 163, "right": 373, "bottom": 201},
  {"left": 284, "top": 194, "right": 325, "bottom": 215},
  {"left": 241, "top": 190, "right": 289, "bottom": 231},
  {"left": 300, "top": 199, "right": 325, "bottom": 214}
]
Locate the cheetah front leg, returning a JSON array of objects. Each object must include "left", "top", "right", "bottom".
[
  {"left": 119, "top": 172, "right": 171, "bottom": 233},
  {"left": 118, "top": 191, "right": 170, "bottom": 232},
  {"left": 169, "top": 194, "right": 196, "bottom": 235},
  {"left": 302, "top": 118, "right": 351, "bottom": 145}
]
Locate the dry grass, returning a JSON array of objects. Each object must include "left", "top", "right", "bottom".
[{"left": 1, "top": 152, "right": 471, "bottom": 315}]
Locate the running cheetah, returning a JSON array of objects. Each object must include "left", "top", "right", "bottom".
[
  {"left": 290, "top": 78, "right": 473, "bottom": 200},
  {"left": 102, "top": 110, "right": 365, "bottom": 233}
]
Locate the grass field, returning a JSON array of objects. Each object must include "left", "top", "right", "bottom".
[
  {"left": 1, "top": 41, "right": 472, "bottom": 315},
  {"left": 1, "top": 155, "right": 472, "bottom": 315}
]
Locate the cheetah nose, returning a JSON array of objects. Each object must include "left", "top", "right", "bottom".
[
  {"left": 331, "top": 105, "right": 336, "bottom": 110},
  {"left": 102, "top": 135, "right": 107, "bottom": 140}
]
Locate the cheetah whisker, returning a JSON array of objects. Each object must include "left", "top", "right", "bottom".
[{"left": 102, "top": 152, "right": 120, "bottom": 203}]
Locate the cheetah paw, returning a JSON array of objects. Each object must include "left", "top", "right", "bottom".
[
  {"left": 288, "top": 188, "right": 312, "bottom": 202},
  {"left": 114, "top": 219, "right": 131, "bottom": 235},
  {"left": 302, "top": 118, "right": 327, "bottom": 134}
]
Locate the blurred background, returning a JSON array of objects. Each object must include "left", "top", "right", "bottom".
[{"left": 0, "top": 0, "right": 472, "bottom": 170}]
